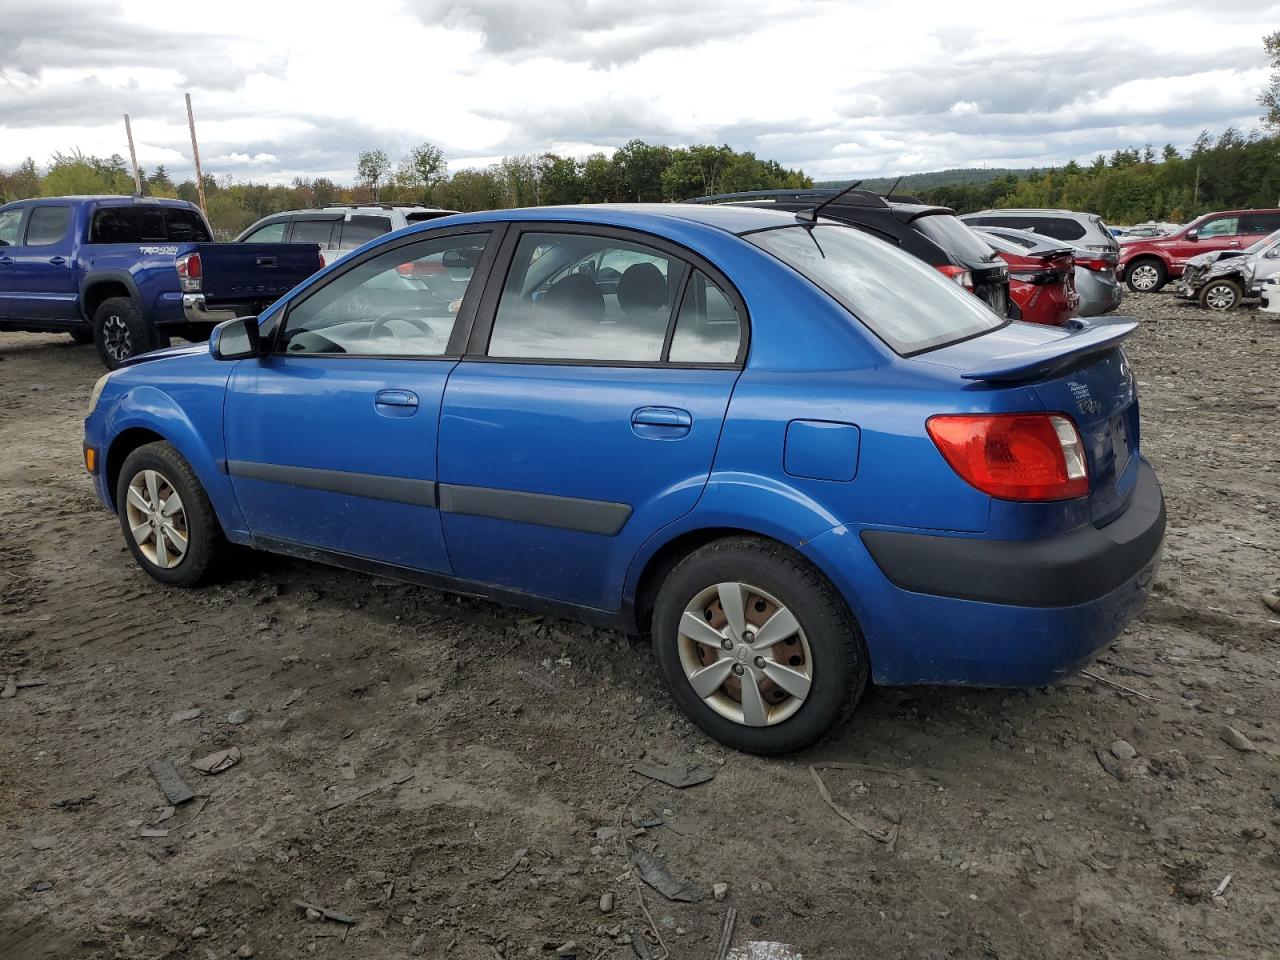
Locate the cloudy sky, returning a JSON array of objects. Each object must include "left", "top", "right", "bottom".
[{"left": 1, "top": 0, "right": 1276, "bottom": 185}]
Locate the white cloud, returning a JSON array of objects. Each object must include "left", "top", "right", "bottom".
[{"left": 1, "top": 0, "right": 1277, "bottom": 184}]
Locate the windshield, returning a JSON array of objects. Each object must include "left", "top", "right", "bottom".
[
  {"left": 912, "top": 213, "right": 1001, "bottom": 264},
  {"left": 1245, "top": 228, "right": 1280, "bottom": 256},
  {"left": 747, "top": 224, "right": 1006, "bottom": 355}
]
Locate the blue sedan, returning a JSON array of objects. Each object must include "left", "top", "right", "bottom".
[{"left": 83, "top": 204, "right": 1165, "bottom": 754}]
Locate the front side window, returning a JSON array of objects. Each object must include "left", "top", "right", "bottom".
[
  {"left": 0, "top": 208, "right": 25, "bottom": 246},
  {"left": 25, "top": 206, "right": 71, "bottom": 246},
  {"left": 1198, "top": 217, "right": 1238, "bottom": 238},
  {"left": 488, "top": 232, "right": 682, "bottom": 362},
  {"left": 242, "top": 220, "right": 287, "bottom": 243},
  {"left": 748, "top": 224, "right": 1004, "bottom": 355},
  {"left": 280, "top": 233, "right": 489, "bottom": 357},
  {"left": 669, "top": 271, "right": 741, "bottom": 363}
]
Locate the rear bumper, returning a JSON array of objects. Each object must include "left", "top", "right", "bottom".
[
  {"left": 1075, "top": 269, "right": 1123, "bottom": 316},
  {"left": 805, "top": 459, "right": 1165, "bottom": 688},
  {"left": 182, "top": 293, "right": 240, "bottom": 325}
]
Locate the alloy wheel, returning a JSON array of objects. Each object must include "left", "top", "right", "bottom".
[
  {"left": 1129, "top": 264, "right": 1160, "bottom": 291},
  {"left": 124, "top": 469, "right": 189, "bottom": 569},
  {"left": 676, "top": 581, "right": 813, "bottom": 727},
  {"left": 102, "top": 314, "right": 132, "bottom": 362},
  {"left": 1203, "top": 284, "right": 1237, "bottom": 310}
]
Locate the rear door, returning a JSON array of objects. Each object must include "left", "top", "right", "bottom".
[
  {"left": 7, "top": 203, "right": 76, "bottom": 320},
  {"left": 223, "top": 228, "right": 497, "bottom": 572},
  {"left": 1240, "top": 212, "right": 1280, "bottom": 246},
  {"left": 436, "top": 225, "right": 746, "bottom": 611}
]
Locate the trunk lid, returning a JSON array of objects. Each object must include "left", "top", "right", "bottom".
[{"left": 924, "top": 318, "right": 1140, "bottom": 524}]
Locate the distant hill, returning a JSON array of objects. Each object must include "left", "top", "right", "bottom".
[{"left": 815, "top": 167, "right": 1046, "bottom": 193}]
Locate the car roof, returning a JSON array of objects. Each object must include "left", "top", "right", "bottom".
[
  {"left": 423, "top": 203, "right": 804, "bottom": 236},
  {"left": 965, "top": 209, "right": 1089, "bottom": 218}
]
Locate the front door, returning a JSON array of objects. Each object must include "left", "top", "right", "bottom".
[
  {"left": 223, "top": 229, "right": 495, "bottom": 573},
  {"left": 438, "top": 227, "right": 746, "bottom": 611}
]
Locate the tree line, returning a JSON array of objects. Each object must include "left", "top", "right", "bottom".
[
  {"left": 913, "top": 128, "right": 1280, "bottom": 225},
  {"left": 0, "top": 141, "right": 811, "bottom": 236}
]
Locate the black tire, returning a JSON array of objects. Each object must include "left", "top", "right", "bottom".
[
  {"left": 68, "top": 327, "right": 95, "bottom": 345},
  {"left": 1125, "top": 258, "right": 1167, "bottom": 293},
  {"left": 651, "top": 536, "right": 869, "bottom": 755},
  {"left": 1197, "top": 277, "right": 1243, "bottom": 311},
  {"left": 115, "top": 441, "right": 228, "bottom": 587},
  {"left": 92, "top": 297, "right": 156, "bottom": 369}
]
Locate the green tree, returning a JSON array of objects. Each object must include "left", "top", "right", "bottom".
[
  {"left": 356, "top": 149, "right": 392, "bottom": 200},
  {"left": 1261, "top": 31, "right": 1280, "bottom": 130},
  {"left": 538, "top": 154, "right": 584, "bottom": 205},
  {"left": 398, "top": 141, "right": 447, "bottom": 203}
]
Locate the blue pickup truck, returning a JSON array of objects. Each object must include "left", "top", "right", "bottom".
[{"left": 0, "top": 195, "right": 322, "bottom": 368}]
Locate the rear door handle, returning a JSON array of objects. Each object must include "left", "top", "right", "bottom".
[
  {"left": 374, "top": 389, "right": 419, "bottom": 417},
  {"left": 632, "top": 406, "right": 692, "bottom": 438},
  {"left": 48, "top": 256, "right": 66, "bottom": 265}
]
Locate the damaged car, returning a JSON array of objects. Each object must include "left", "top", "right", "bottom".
[{"left": 1176, "top": 228, "right": 1280, "bottom": 310}]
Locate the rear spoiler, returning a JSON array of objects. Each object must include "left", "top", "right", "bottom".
[{"left": 961, "top": 316, "right": 1137, "bottom": 383}]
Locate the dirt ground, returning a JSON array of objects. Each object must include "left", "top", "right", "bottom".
[{"left": 1, "top": 292, "right": 1278, "bottom": 960}]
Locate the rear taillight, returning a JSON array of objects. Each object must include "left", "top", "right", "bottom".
[
  {"left": 318, "top": 253, "right": 326, "bottom": 269},
  {"left": 175, "top": 252, "right": 202, "bottom": 293},
  {"left": 926, "top": 413, "right": 1089, "bottom": 501},
  {"left": 935, "top": 264, "right": 974, "bottom": 290},
  {"left": 1075, "top": 257, "right": 1111, "bottom": 271}
]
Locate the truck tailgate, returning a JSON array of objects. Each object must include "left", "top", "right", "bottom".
[{"left": 194, "top": 243, "right": 322, "bottom": 304}]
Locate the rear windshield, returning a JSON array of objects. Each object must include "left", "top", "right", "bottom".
[
  {"left": 90, "top": 206, "right": 212, "bottom": 243},
  {"left": 912, "top": 214, "right": 1001, "bottom": 263},
  {"left": 747, "top": 224, "right": 1005, "bottom": 355}
]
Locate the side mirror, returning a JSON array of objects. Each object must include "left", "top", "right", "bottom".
[
  {"left": 1267, "top": 247, "right": 1280, "bottom": 260},
  {"left": 209, "top": 315, "right": 264, "bottom": 360},
  {"left": 1185, "top": 229, "right": 1198, "bottom": 241}
]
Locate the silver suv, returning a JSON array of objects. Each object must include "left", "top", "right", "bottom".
[
  {"left": 960, "top": 209, "right": 1120, "bottom": 255},
  {"left": 235, "top": 204, "right": 457, "bottom": 264}
]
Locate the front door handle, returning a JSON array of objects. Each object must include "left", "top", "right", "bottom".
[
  {"left": 374, "top": 389, "right": 419, "bottom": 417},
  {"left": 632, "top": 406, "right": 692, "bottom": 439},
  {"left": 49, "top": 256, "right": 66, "bottom": 265},
  {"left": 0, "top": 256, "right": 12, "bottom": 266}
]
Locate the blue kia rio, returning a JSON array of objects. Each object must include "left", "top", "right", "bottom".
[{"left": 83, "top": 203, "right": 1165, "bottom": 754}]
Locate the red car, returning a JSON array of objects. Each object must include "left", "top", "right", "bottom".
[
  {"left": 979, "top": 231, "right": 1079, "bottom": 325},
  {"left": 1119, "top": 208, "right": 1280, "bottom": 293}
]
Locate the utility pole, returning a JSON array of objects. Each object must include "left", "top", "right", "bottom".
[
  {"left": 185, "top": 93, "right": 208, "bottom": 216},
  {"left": 123, "top": 114, "right": 143, "bottom": 195},
  {"left": 1193, "top": 163, "right": 1201, "bottom": 209}
]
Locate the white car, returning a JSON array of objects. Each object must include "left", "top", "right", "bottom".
[{"left": 236, "top": 204, "right": 457, "bottom": 265}]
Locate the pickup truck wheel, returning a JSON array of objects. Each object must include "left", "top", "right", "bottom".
[
  {"left": 93, "top": 297, "right": 156, "bottom": 369},
  {"left": 69, "top": 327, "right": 95, "bottom": 345},
  {"left": 116, "top": 441, "right": 228, "bottom": 587},
  {"left": 1125, "top": 259, "right": 1166, "bottom": 293},
  {"left": 1198, "top": 278, "right": 1242, "bottom": 311},
  {"left": 651, "top": 536, "right": 869, "bottom": 755}
]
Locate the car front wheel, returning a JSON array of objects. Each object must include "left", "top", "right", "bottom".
[
  {"left": 116, "top": 441, "right": 227, "bottom": 587},
  {"left": 1125, "top": 259, "right": 1166, "bottom": 293},
  {"left": 651, "top": 537, "right": 869, "bottom": 755},
  {"left": 1198, "top": 278, "right": 1242, "bottom": 311}
]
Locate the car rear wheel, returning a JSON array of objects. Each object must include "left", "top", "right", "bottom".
[
  {"left": 93, "top": 297, "right": 157, "bottom": 370},
  {"left": 651, "top": 537, "right": 868, "bottom": 755},
  {"left": 1198, "top": 278, "right": 1242, "bottom": 311},
  {"left": 1125, "top": 259, "right": 1166, "bottom": 293},
  {"left": 116, "top": 441, "right": 227, "bottom": 587}
]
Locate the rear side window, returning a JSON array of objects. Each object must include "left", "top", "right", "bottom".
[
  {"left": 89, "top": 206, "right": 211, "bottom": 243},
  {"left": 164, "top": 209, "right": 211, "bottom": 242},
  {"left": 912, "top": 214, "right": 1000, "bottom": 263},
  {"left": 25, "top": 206, "right": 71, "bottom": 245},
  {"left": 339, "top": 215, "right": 393, "bottom": 250},
  {"left": 488, "top": 232, "right": 682, "bottom": 362},
  {"left": 1026, "top": 217, "right": 1086, "bottom": 241},
  {"left": 292, "top": 218, "right": 337, "bottom": 246},
  {"left": 748, "top": 224, "right": 1004, "bottom": 355},
  {"left": 1242, "top": 212, "right": 1280, "bottom": 234},
  {"left": 669, "top": 271, "right": 741, "bottom": 363}
]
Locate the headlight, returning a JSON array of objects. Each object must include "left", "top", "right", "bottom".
[{"left": 87, "top": 372, "right": 114, "bottom": 416}]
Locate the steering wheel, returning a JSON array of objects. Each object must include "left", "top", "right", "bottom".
[{"left": 367, "top": 311, "right": 436, "bottom": 344}]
